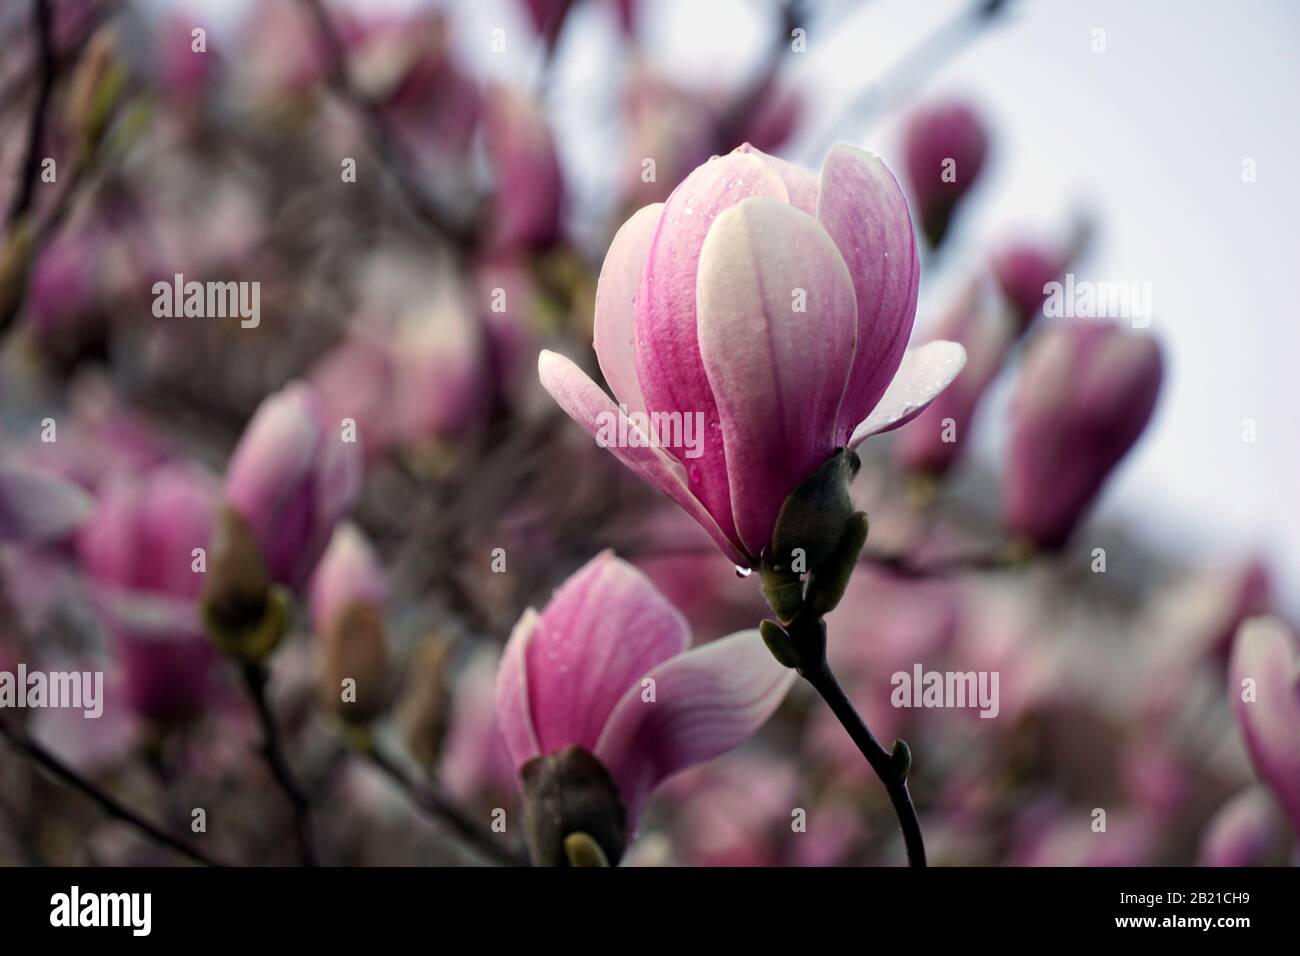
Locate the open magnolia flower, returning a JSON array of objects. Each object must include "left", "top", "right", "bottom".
[
  {"left": 495, "top": 551, "right": 795, "bottom": 865},
  {"left": 540, "top": 143, "right": 965, "bottom": 568}
]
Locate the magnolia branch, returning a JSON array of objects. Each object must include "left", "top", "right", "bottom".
[
  {"left": 240, "top": 662, "right": 321, "bottom": 866},
  {"left": 0, "top": 719, "right": 226, "bottom": 867}
]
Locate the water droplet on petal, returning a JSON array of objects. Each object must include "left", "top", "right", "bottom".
[{"left": 735, "top": 565, "right": 752, "bottom": 578}]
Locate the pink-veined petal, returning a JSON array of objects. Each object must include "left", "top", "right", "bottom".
[
  {"left": 525, "top": 552, "right": 689, "bottom": 755},
  {"left": 594, "top": 629, "right": 796, "bottom": 825},
  {"left": 736, "top": 143, "right": 820, "bottom": 215},
  {"left": 538, "top": 349, "right": 749, "bottom": 566},
  {"left": 1229, "top": 617, "right": 1300, "bottom": 831},
  {"left": 495, "top": 608, "right": 543, "bottom": 774},
  {"left": 697, "top": 196, "right": 857, "bottom": 557},
  {"left": 593, "top": 203, "right": 663, "bottom": 415},
  {"left": 847, "top": 340, "right": 967, "bottom": 448},
  {"left": 817, "top": 144, "right": 921, "bottom": 444},
  {"left": 634, "top": 151, "right": 790, "bottom": 546}
]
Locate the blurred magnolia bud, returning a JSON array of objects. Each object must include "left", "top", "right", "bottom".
[
  {"left": 484, "top": 86, "right": 563, "bottom": 254},
  {"left": 398, "top": 633, "right": 455, "bottom": 770},
  {"left": 309, "top": 523, "right": 389, "bottom": 724},
  {"left": 901, "top": 100, "right": 989, "bottom": 247},
  {"left": 1002, "top": 320, "right": 1162, "bottom": 550},
  {"left": 990, "top": 221, "right": 1091, "bottom": 334},
  {"left": 203, "top": 383, "right": 359, "bottom": 658},
  {"left": 1198, "top": 788, "right": 1289, "bottom": 866},
  {"left": 1228, "top": 617, "right": 1300, "bottom": 834},
  {"left": 896, "top": 278, "right": 1014, "bottom": 478},
  {"left": 520, "top": 0, "right": 574, "bottom": 51}
]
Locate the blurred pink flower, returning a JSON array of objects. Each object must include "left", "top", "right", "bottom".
[
  {"left": 663, "top": 754, "right": 800, "bottom": 867},
  {"left": 484, "top": 86, "right": 564, "bottom": 254},
  {"left": 440, "top": 649, "right": 517, "bottom": 804},
  {"left": 1003, "top": 320, "right": 1163, "bottom": 550},
  {"left": 901, "top": 100, "right": 989, "bottom": 247},
  {"left": 1198, "top": 788, "right": 1289, "bottom": 866},
  {"left": 156, "top": 12, "right": 221, "bottom": 110},
  {"left": 1228, "top": 617, "right": 1300, "bottom": 834},
  {"left": 991, "top": 238, "right": 1073, "bottom": 334},
  {"left": 307, "top": 522, "right": 386, "bottom": 637},
  {"left": 895, "top": 277, "right": 1014, "bottom": 478},
  {"left": 76, "top": 462, "right": 220, "bottom": 723},
  {"left": 495, "top": 551, "right": 794, "bottom": 858},
  {"left": 307, "top": 330, "right": 399, "bottom": 464},
  {"left": 0, "top": 463, "right": 93, "bottom": 545},
  {"left": 223, "top": 382, "right": 362, "bottom": 590},
  {"left": 541, "top": 143, "right": 965, "bottom": 567}
]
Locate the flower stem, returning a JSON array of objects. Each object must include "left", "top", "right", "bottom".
[
  {"left": 240, "top": 662, "right": 320, "bottom": 866},
  {"left": 784, "top": 613, "right": 927, "bottom": 867}
]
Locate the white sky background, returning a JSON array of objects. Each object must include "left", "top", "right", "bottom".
[{"left": 153, "top": 0, "right": 1300, "bottom": 611}]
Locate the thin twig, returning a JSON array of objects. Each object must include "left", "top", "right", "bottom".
[
  {"left": 240, "top": 662, "right": 321, "bottom": 866},
  {"left": 5, "top": 0, "right": 55, "bottom": 228},
  {"left": 295, "top": 0, "right": 477, "bottom": 249},
  {"left": 364, "top": 741, "right": 527, "bottom": 867},
  {"left": 0, "top": 720, "right": 226, "bottom": 867},
  {"left": 807, "top": 0, "right": 1009, "bottom": 160}
]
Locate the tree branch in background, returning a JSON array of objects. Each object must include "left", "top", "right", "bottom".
[
  {"left": 5, "top": 0, "right": 55, "bottom": 229},
  {"left": 0, "top": 720, "right": 227, "bottom": 867}
]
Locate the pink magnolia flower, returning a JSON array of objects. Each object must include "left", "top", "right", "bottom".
[
  {"left": 440, "top": 649, "right": 517, "bottom": 804},
  {"left": 484, "top": 86, "right": 564, "bottom": 254},
  {"left": 540, "top": 143, "right": 966, "bottom": 568},
  {"left": 77, "top": 462, "right": 221, "bottom": 723},
  {"left": 896, "top": 277, "right": 1014, "bottom": 477},
  {"left": 0, "top": 463, "right": 93, "bottom": 544},
  {"left": 1229, "top": 617, "right": 1300, "bottom": 833},
  {"left": 1003, "top": 320, "right": 1162, "bottom": 550},
  {"left": 495, "top": 551, "right": 794, "bottom": 863},
  {"left": 307, "top": 329, "right": 399, "bottom": 464},
  {"left": 901, "top": 100, "right": 989, "bottom": 247},
  {"left": 223, "top": 382, "right": 362, "bottom": 591}
]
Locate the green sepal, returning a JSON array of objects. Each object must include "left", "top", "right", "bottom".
[
  {"left": 203, "top": 584, "right": 290, "bottom": 664},
  {"left": 563, "top": 832, "right": 611, "bottom": 868},
  {"left": 769, "top": 449, "right": 860, "bottom": 574},
  {"left": 759, "top": 619, "right": 802, "bottom": 670},
  {"left": 804, "top": 511, "right": 869, "bottom": 618}
]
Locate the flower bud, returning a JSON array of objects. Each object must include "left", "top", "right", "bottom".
[
  {"left": 901, "top": 100, "right": 989, "bottom": 247},
  {"left": 309, "top": 524, "right": 389, "bottom": 724},
  {"left": 521, "top": 745, "right": 627, "bottom": 867},
  {"left": 1002, "top": 320, "right": 1162, "bottom": 550}
]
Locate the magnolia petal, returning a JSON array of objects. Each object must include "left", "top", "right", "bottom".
[
  {"left": 697, "top": 196, "right": 857, "bottom": 557},
  {"left": 0, "top": 465, "right": 93, "bottom": 544},
  {"left": 817, "top": 144, "right": 921, "bottom": 444},
  {"left": 538, "top": 350, "right": 749, "bottom": 566},
  {"left": 495, "top": 608, "right": 543, "bottom": 772},
  {"left": 594, "top": 629, "right": 796, "bottom": 824},
  {"left": 737, "top": 143, "right": 820, "bottom": 215},
  {"left": 634, "top": 151, "right": 790, "bottom": 544},
  {"left": 593, "top": 203, "right": 663, "bottom": 415},
  {"left": 525, "top": 552, "right": 690, "bottom": 755},
  {"left": 1229, "top": 617, "right": 1300, "bottom": 831},
  {"left": 847, "top": 340, "right": 967, "bottom": 448}
]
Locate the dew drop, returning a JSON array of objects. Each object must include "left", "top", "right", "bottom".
[{"left": 735, "top": 565, "right": 752, "bottom": 578}]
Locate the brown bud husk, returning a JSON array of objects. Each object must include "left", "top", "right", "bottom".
[
  {"left": 318, "top": 601, "right": 390, "bottom": 725},
  {"left": 521, "top": 745, "right": 627, "bottom": 867},
  {"left": 201, "top": 507, "right": 285, "bottom": 661},
  {"left": 0, "top": 222, "right": 33, "bottom": 332},
  {"left": 397, "top": 633, "right": 456, "bottom": 770}
]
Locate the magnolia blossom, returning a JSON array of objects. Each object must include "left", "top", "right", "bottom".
[
  {"left": 222, "top": 382, "right": 362, "bottom": 591},
  {"left": 1229, "top": 617, "right": 1300, "bottom": 833},
  {"left": 901, "top": 100, "right": 989, "bottom": 247},
  {"left": 495, "top": 552, "right": 794, "bottom": 863},
  {"left": 77, "top": 463, "right": 220, "bottom": 723},
  {"left": 1198, "top": 788, "right": 1288, "bottom": 866},
  {"left": 540, "top": 143, "right": 965, "bottom": 567},
  {"left": 991, "top": 238, "right": 1072, "bottom": 334},
  {"left": 0, "top": 463, "right": 93, "bottom": 545},
  {"left": 1003, "top": 320, "right": 1162, "bottom": 550}
]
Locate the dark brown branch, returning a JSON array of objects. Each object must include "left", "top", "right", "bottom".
[{"left": 0, "top": 719, "right": 227, "bottom": 866}]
